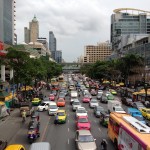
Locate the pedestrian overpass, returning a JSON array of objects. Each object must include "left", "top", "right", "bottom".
[{"left": 61, "top": 62, "right": 92, "bottom": 73}]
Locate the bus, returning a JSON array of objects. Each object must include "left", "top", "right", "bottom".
[{"left": 108, "top": 112, "right": 150, "bottom": 150}]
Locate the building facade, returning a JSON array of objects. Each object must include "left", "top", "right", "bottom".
[
  {"left": 83, "top": 42, "right": 112, "bottom": 63},
  {"left": 55, "top": 50, "right": 62, "bottom": 63},
  {"left": 0, "top": 0, "right": 16, "bottom": 45},
  {"left": 49, "top": 31, "right": 56, "bottom": 52},
  {"left": 111, "top": 8, "right": 150, "bottom": 51},
  {"left": 24, "top": 15, "right": 39, "bottom": 43}
]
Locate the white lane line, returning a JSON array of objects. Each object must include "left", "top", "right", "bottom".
[
  {"left": 68, "top": 139, "right": 70, "bottom": 144},
  {"left": 68, "top": 128, "right": 70, "bottom": 132},
  {"left": 98, "top": 128, "right": 101, "bottom": 132}
]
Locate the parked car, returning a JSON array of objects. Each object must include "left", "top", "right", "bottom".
[
  {"left": 75, "top": 130, "right": 97, "bottom": 150},
  {"left": 132, "top": 102, "right": 145, "bottom": 110},
  {"left": 94, "top": 106, "right": 104, "bottom": 117},
  {"left": 76, "top": 116, "right": 91, "bottom": 130},
  {"left": 89, "top": 99, "right": 99, "bottom": 108}
]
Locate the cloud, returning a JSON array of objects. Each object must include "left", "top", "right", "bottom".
[{"left": 16, "top": 0, "right": 150, "bottom": 61}]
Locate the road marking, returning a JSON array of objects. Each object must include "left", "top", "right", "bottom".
[
  {"left": 68, "top": 139, "right": 70, "bottom": 144},
  {"left": 68, "top": 128, "right": 70, "bottom": 132},
  {"left": 40, "top": 117, "right": 50, "bottom": 142},
  {"left": 98, "top": 127, "right": 101, "bottom": 132}
]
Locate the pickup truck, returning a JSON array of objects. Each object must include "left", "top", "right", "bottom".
[{"left": 127, "top": 108, "right": 146, "bottom": 124}]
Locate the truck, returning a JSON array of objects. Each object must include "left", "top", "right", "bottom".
[
  {"left": 20, "top": 101, "right": 33, "bottom": 116},
  {"left": 107, "top": 100, "right": 126, "bottom": 113},
  {"left": 127, "top": 107, "right": 146, "bottom": 124}
]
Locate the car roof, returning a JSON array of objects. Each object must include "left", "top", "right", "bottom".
[
  {"left": 78, "top": 130, "right": 91, "bottom": 135},
  {"left": 58, "top": 110, "right": 65, "bottom": 113}
]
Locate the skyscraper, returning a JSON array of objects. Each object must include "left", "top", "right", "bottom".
[
  {"left": 49, "top": 31, "right": 56, "bottom": 52},
  {"left": 111, "top": 8, "right": 150, "bottom": 50},
  {"left": 0, "top": 0, "right": 16, "bottom": 45},
  {"left": 24, "top": 15, "right": 39, "bottom": 43}
]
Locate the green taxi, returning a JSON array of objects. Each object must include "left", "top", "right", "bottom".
[{"left": 32, "top": 98, "right": 41, "bottom": 106}]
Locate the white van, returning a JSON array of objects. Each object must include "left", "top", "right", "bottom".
[
  {"left": 48, "top": 102, "right": 58, "bottom": 115},
  {"left": 108, "top": 100, "right": 125, "bottom": 113},
  {"left": 30, "top": 142, "right": 51, "bottom": 150}
]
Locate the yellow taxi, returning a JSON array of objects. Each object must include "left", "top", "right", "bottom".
[
  {"left": 140, "top": 108, "right": 150, "bottom": 120},
  {"left": 32, "top": 98, "right": 41, "bottom": 106},
  {"left": 5, "top": 144, "right": 26, "bottom": 150},
  {"left": 109, "top": 89, "right": 117, "bottom": 95},
  {"left": 56, "top": 110, "right": 67, "bottom": 124}
]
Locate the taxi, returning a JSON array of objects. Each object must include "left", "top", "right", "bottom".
[
  {"left": 140, "top": 108, "right": 150, "bottom": 120},
  {"left": 109, "top": 89, "right": 117, "bottom": 95},
  {"left": 57, "top": 98, "right": 65, "bottom": 107},
  {"left": 49, "top": 94, "right": 55, "bottom": 101},
  {"left": 5, "top": 144, "right": 26, "bottom": 150},
  {"left": 56, "top": 110, "right": 67, "bottom": 124},
  {"left": 32, "top": 98, "right": 41, "bottom": 106}
]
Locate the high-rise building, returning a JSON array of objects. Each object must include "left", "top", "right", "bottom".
[
  {"left": 83, "top": 42, "right": 112, "bottom": 63},
  {"left": 55, "top": 50, "right": 62, "bottom": 63},
  {"left": 24, "top": 15, "right": 39, "bottom": 43},
  {"left": 0, "top": 0, "right": 16, "bottom": 45},
  {"left": 111, "top": 8, "right": 150, "bottom": 51},
  {"left": 37, "top": 37, "right": 48, "bottom": 50},
  {"left": 49, "top": 31, "right": 56, "bottom": 52}
]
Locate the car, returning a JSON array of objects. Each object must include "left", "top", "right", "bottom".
[
  {"left": 48, "top": 102, "right": 58, "bottom": 116},
  {"left": 132, "top": 102, "right": 145, "bottom": 110},
  {"left": 75, "top": 130, "right": 97, "bottom": 150},
  {"left": 97, "top": 90, "right": 103, "bottom": 94},
  {"left": 57, "top": 98, "right": 65, "bottom": 107},
  {"left": 85, "top": 93, "right": 92, "bottom": 99},
  {"left": 121, "top": 97, "right": 133, "bottom": 106},
  {"left": 37, "top": 101, "right": 50, "bottom": 111},
  {"left": 32, "top": 98, "right": 41, "bottom": 106},
  {"left": 76, "top": 107, "right": 88, "bottom": 118},
  {"left": 105, "top": 91, "right": 111, "bottom": 97},
  {"left": 89, "top": 99, "right": 99, "bottom": 108},
  {"left": 107, "top": 94, "right": 114, "bottom": 100},
  {"left": 56, "top": 110, "right": 67, "bottom": 124},
  {"left": 90, "top": 89, "right": 97, "bottom": 96},
  {"left": 100, "top": 95, "right": 108, "bottom": 103},
  {"left": 140, "top": 108, "right": 150, "bottom": 120},
  {"left": 70, "top": 98, "right": 79, "bottom": 105},
  {"left": 60, "top": 89, "right": 68, "bottom": 96},
  {"left": 51, "top": 90, "right": 57, "bottom": 96},
  {"left": 97, "top": 93, "right": 102, "bottom": 100},
  {"left": 76, "top": 116, "right": 91, "bottom": 130},
  {"left": 109, "top": 89, "right": 117, "bottom": 95},
  {"left": 72, "top": 100, "right": 81, "bottom": 111},
  {"left": 94, "top": 106, "right": 104, "bottom": 117},
  {"left": 82, "top": 95, "right": 91, "bottom": 103},
  {"left": 58, "top": 92, "right": 65, "bottom": 99},
  {"left": 99, "top": 111, "right": 110, "bottom": 127},
  {"left": 49, "top": 94, "right": 55, "bottom": 101}
]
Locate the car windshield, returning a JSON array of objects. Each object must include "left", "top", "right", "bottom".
[
  {"left": 91, "top": 100, "right": 97, "bottom": 103},
  {"left": 135, "top": 116, "right": 144, "bottom": 121},
  {"left": 77, "top": 110, "right": 86, "bottom": 113},
  {"left": 58, "top": 112, "right": 65, "bottom": 116},
  {"left": 49, "top": 105, "right": 57, "bottom": 109},
  {"left": 40, "top": 103, "right": 46, "bottom": 106},
  {"left": 74, "top": 102, "right": 80, "bottom": 105},
  {"left": 78, "top": 135, "right": 94, "bottom": 142},
  {"left": 58, "top": 99, "right": 64, "bottom": 102},
  {"left": 115, "top": 107, "right": 124, "bottom": 111},
  {"left": 78, "top": 118, "right": 88, "bottom": 123}
]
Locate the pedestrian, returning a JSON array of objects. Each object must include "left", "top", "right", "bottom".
[
  {"left": 54, "top": 114, "right": 58, "bottom": 125},
  {"left": 100, "top": 139, "right": 108, "bottom": 150},
  {"left": 6, "top": 108, "right": 10, "bottom": 116}
]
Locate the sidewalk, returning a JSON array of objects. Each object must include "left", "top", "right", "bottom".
[{"left": 0, "top": 108, "right": 22, "bottom": 142}]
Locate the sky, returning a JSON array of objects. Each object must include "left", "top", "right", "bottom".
[{"left": 16, "top": 0, "right": 150, "bottom": 62}]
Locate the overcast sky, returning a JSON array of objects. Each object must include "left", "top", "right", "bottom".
[{"left": 16, "top": 0, "right": 150, "bottom": 62}]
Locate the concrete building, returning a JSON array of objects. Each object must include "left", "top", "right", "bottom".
[
  {"left": 83, "top": 42, "right": 112, "bottom": 63},
  {"left": 111, "top": 8, "right": 150, "bottom": 51},
  {"left": 0, "top": 0, "right": 16, "bottom": 45},
  {"left": 37, "top": 37, "right": 48, "bottom": 50},
  {"left": 49, "top": 31, "right": 56, "bottom": 52},
  {"left": 24, "top": 15, "right": 39, "bottom": 43}
]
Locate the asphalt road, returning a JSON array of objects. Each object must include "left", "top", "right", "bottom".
[{"left": 6, "top": 88, "right": 115, "bottom": 150}]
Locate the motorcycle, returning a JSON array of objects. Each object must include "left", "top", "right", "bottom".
[{"left": 27, "top": 129, "right": 40, "bottom": 143}]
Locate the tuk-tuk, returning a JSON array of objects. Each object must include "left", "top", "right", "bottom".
[{"left": 99, "top": 111, "right": 109, "bottom": 127}]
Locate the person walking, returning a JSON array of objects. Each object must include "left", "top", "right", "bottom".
[
  {"left": 22, "top": 110, "right": 27, "bottom": 122},
  {"left": 100, "top": 139, "right": 108, "bottom": 150}
]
